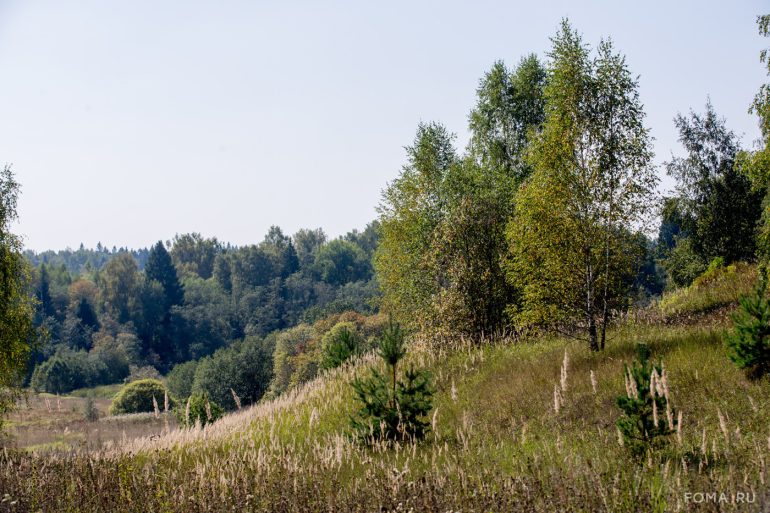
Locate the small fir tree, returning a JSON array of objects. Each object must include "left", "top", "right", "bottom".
[
  {"left": 350, "top": 318, "right": 432, "bottom": 442},
  {"left": 616, "top": 344, "right": 677, "bottom": 457},
  {"left": 726, "top": 266, "right": 770, "bottom": 380}
]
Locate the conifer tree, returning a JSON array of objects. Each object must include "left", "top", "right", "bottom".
[
  {"left": 350, "top": 319, "right": 432, "bottom": 442},
  {"left": 616, "top": 344, "right": 677, "bottom": 457},
  {"left": 726, "top": 266, "right": 770, "bottom": 379},
  {"left": 146, "top": 241, "right": 184, "bottom": 308}
]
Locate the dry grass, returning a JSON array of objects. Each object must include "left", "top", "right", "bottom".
[
  {"left": 658, "top": 262, "right": 757, "bottom": 320},
  {"left": 0, "top": 321, "right": 768, "bottom": 511},
  {"left": 0, "top": 267, "right": 768, "bottom": 511},
  {"left": 4, "top": 392, "right": 177, "bottom": 452}
]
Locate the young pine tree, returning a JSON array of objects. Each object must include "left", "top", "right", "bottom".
[
  {"left": 350, "top": 319, "right": 432, "bottom": 442},
  {"left": 616, "top": 344, "right": 677, "bottom": 457},
  {"left": 726, "top": 266, "right": 770, "bottom": 380}
]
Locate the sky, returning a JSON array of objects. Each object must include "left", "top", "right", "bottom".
[{"left": 0, "top": 1, "right": 767, "bottom": 252}]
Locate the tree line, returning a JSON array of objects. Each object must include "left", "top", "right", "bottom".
[
  {"left": 376, "top": 19, "right": 769, "bottom": 349},
  {"left": 26, "top": 223, "right": 380, "bottom": 397}
]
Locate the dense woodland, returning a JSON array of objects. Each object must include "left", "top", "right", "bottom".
[{"left": 25, "top": 224, "right": 381, "bottom": 406}]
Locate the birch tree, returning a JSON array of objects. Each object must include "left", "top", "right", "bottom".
[{"left": 507, "top": 21, "right": 656, "bottom": 350}]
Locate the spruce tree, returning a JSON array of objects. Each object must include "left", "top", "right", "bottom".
[
  {"left": 281, "top": 240, "right": 300, "bottom": 278},
  {"left": 37, "top": 264, "right": 52, "bottom": 318},
  {"left": 726, "top": 267, "right": 770, "bottom": 380},
  {"left": 145, "top": 241, "right": 184, "bottom": 308}
]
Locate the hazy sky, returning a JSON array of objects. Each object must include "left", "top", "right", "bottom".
[{"left": 0, "top": 1, "right": 767, "bottom": 251}]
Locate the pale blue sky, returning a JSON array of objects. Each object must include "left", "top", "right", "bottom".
[{"left": 0, "top": 1, "right": 767, "bottom": 251}]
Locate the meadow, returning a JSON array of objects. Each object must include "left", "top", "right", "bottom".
[
  {"left": 0, "top": 266, "right": 768, "bottom": 512},
  {"left": 4, "top": 385, "right": 176, "bottom": 452}
]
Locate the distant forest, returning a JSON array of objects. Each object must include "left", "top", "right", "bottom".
[{"left": 25, "top": 223, "right": 381, "bottom": 406}]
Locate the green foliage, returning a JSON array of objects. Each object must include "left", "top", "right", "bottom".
[
  {"left": 170, "top": 233, "right": 222, "bottom": 280},
  {"left": 660, "top": 237, "right": 707, "bottom": 288},
  {"left": 378, "top": 318, "right": 407, "bottom": 369},
  {"left": 313, "top": 239, "right": 371, "bottom": 286},
  {"left": 178, "top": 392, "right": 224, "bottom": 427},
  {"left": 109, "top": 379, "right": 173, "bottom": 415},
  {"left": 166, "top": 360, "right": 198, "bottom": 399},
  {"left": 664, "top": 101, "right": 763, "bottom": 269},
  {"left": 26, "top": 222, "right": 382, "bottom": 387},
  {"left": 0, "top": 167, "right": 37, "bottom": 428},
  {"left": 145, "top": 241, "right": 184, "bottom": 308},
  {"left": 320, "top": 322, "right": 362, "bottom": 370},
  {"left": 377, "top": 57, "right": 545, "bottom": 339},
  {"left": 350, "top": 366, "right": 433, "bottom": 442},
  {"left": 616, "top": 344, "right": 677, "bottom": 457},
  {"left": 739, "top": 16, "right": 770, "bottom": 260},
  {"left": 726, "top": 267, "right": 770, "bottom": 379},
  {"left": 29, "top": 349, "right": 118, "bottom": 394},
  {"left": 191, "top": 336, "right": 273, "bottom": 410},
  {"left": 270, "top": 325, "right": 317, "bottom": 397},
  {"left": 350, "top": 319, "right": 433, "bottom": 442},
  {"left": 508, "top": 22, "right": 656, "bottom": 350},
  {"left": 99, "top": 253, "right": 139, "bottom": 324}
]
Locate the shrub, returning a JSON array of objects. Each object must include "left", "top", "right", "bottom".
[
  {"left": 109, "top": 379, "right": 174, "bottom": 415},
  {"left": 127, "top": 365, "right": 162, "bottom": 382},
  {"left": 83, "top": 395, "right": 99, "bottom": 422},
  {"left": 662, "top": 237, "right": 707, "bottom": 288},
  {"left": 166, "top": 360, "right": 198, "bottom": 399},
  {"left": 692, "top": 256, "right": 726, "bottom": 288},
  {"left": 616, "top": 344, "right": 677, "bottom": 457},
  {"left": 350, "top": 319, "right": 433, "bottom": 442},
  {"left": 192, "top": 336, "right": 273, "bottom": 410},
  {"left": 320, "top": 322, "right": 362, "bottom": 370},
  {"left": 726, "top": 267, "right": 770, "bottom": 379},
  {"left": 177, "top": 392, "right": 224, "bottom": 428},
  {"left": 270, "top": 325, "right": 317, "bottom": 397},
  {"left": 30, "top": 350, "right": 107, "bottom": 394}
]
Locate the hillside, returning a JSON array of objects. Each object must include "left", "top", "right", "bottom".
[{"left": 1, "top": 265, "right": 768, "bottom": 512}]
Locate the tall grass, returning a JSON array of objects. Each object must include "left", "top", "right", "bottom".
[
  {"left": 0, "top": 267, "right": 766, "bottom": 511},
  {"left": 0, "top": 320, "right": 768, "bottom": 511}
]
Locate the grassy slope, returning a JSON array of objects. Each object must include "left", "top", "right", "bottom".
[{"left": 1, "top": 265, "right": 769, "bottom": 512}]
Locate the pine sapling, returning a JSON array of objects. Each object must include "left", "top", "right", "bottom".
[
  {"left": 726, "top": 266, "right": 770, "bottom": 380},
  {"left": 616, "top": 343, "right": 678, "bottom": 458}
]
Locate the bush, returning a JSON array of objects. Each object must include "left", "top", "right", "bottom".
[
  {"left": 616, "top": 344, "right": 677, "bottom": 457},
  {"left": 270, "top": 325, "right": 317, "bottom": 397},
  {"left": 726, "top": 267, "right": 770, "bottom": 379},
  {"left": 109, "top": 379, "right": 174, "bottom": 415},
  {"left": 83, "top": 395, "right": 99, "bottom": 422},
  {"left": 192, "top": 336, "right": 273, "bottom": 410},
  {"left": 177, "top": 392, "right": 224, "bottom": 428},
  {"left": 350, "top": 319, "right": 433, "bottom": 442},
  {"left": 166, "top": 360, "right": 198, "bottom": 399},
  {"left": 127, "top": 365, "right": 162, "bottom": 382},
  {"left": 320, "top": 322, "right": 362, "bottom": 370},
  {"left": 692, "top": 256, "right": 726, "bottom": 288},
  {"left": 30, "top": 350, "right": 107, "bottom": 394},
  {"left": 661, "top": 237, "right": 707, "bottom": 288}
]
